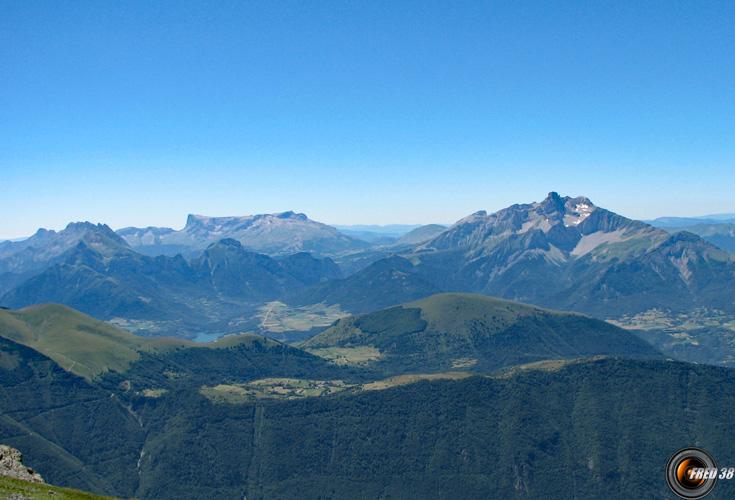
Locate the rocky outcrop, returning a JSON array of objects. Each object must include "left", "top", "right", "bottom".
[{"left": 0, "top": 445, "right": 44, "bottom": 483}]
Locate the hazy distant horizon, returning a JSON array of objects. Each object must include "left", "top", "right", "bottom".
[{"left": 2, "top": 197, "right": 734, "bottom": 241}]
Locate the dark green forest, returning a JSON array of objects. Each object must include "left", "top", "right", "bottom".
[{"left": 5, "top": 329, "right": 735, "bottom": 500}]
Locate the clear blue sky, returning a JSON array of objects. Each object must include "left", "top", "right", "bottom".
[{"left": 2, "top": 1, "right": 734, "bottom": 239}]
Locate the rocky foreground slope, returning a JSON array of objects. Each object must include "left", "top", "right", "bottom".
[
  {"left": 0, "top": 444, "right": 111, "bottom": 499},
  {"left": 0, "top": 445, "right": 44, "bottom": 484}
]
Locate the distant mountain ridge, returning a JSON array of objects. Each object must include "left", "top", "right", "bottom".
[
  {"left": 0, "top": 222, "right": 129, "bottom": 296},
  {"left": 119, "top": 211, "right": 367, "bottom": 257},
  {"left": 334, "top": 224, "right": 428, "bottom": 246},
  {"left": 422, "top": 192, "right": 658, "bottom": 255},
  {"left": 3, "top": 193, "right": 734, "bottom": 340},
  {"left": 648, "top": 217, "right": 735, "bottom": 253},
  {"left": 648, "top": 215, "right": 735, "bottom": 227},
  {"left": 334, "top": 224, "right": 423, "bottom": 235},
  {"left": 0, "top": 238, "right": 341, "bottom": 337},
  {"left": 293, "top": 255, "right": 441, "bottom": 313},
  {"left": 0, "top": 222, "right": 128, "bottom": 272},
  {"left": 420, "top": 193, "right": 735, "bottom": 316},
  {"left": 395, "top": 224, "right": 447, "bottom": 246},
  {"left": 307, "top": 192, "right": 735, "bottom": 317}
]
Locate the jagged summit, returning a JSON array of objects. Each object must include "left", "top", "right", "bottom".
[
  {"left": 0, "top": 221, "right": 129, "bottom": 279},
  {"left": 524, "top": 192, "right": 597, "bottom": 226},
  {"left": 355, "top": 192, "right": 735, "bottom": 318},
  {"left": 426, "top": 192, "right": 648, "bottom": 255},
  {"left": 65, "top": 221, "right": 108, "bottom": 231},
  {"left": 538, "top": 191, "right": 566, "bottom": 212}
]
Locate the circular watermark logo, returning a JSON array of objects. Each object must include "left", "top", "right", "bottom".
[{"left": 666, "top": 448, "right": 718, "bottom": 499}]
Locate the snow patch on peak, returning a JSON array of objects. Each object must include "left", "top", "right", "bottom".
[{"left": 564, "top": 202, "right": 595, "bottom": 227}]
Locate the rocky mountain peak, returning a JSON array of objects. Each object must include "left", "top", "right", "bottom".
[
  {"left": 185, "top": 214, "right": 203, "bottom": 227},
  {"left": 203, "top": 238, "right": 251, "bottom": 257},
  {"left": 60, "top": 221, "right": 124, "bottom": 240},
  {"left": 536, "top": 191, "right": 567, "bottom": 216},
  {"left": 454, "top": 210, "right": 488, "bottom": 225},
  {"left": 185, "top": 214, "right": 228, "bottom": 228},
  {"left": 536, "top": 193, "right": 595, "bottom": 219},
  {"left": 64, "top": 221, "right": 97, "bottom": 231},
  {"left": 0, "top": 445, "right": 44, "bottom": 484},
  {"left": 540, "top": 191, "right": 564, "bottom": 208},
  {"left": 423, "top": 192, "right": 657, "bottom": 258},
  {"left": 561, "top": 196, "right": 596, "bottom": 227},
  {"left": 212, "top": 237, "right": 243, "bottom": 248},
  {"left": 32, "top": 228, "right": 54, "bottom": 237},
  {"left": 276, "top": 211, "right": 308, "bottom": 221}
]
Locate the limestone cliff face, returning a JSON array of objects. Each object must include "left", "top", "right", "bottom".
[{"left": 0, "top": 445, "right": 44, "bottom": 484}]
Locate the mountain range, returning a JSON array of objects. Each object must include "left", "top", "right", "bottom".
[
  {"left": 0, "top": 223, "right": 127, "bottom": 296},
  {"left": 0, "top": 235, "right": 341, "bottom": 338},
  {"left": 348, "top": 193, "right": 735, "bottom": 316},
  {"left": 119, "top": 211, "right": 368, "bottom": 257},
  {"left": 1, "top": 193, "right": 734, "bottom": 347}
]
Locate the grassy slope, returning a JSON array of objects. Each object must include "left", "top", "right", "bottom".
[
  {"left": 0, "top": 304, "right": 161, "bottom": 380},
  {"left": 0, "top": 304, "right": 288, "bottom": 381},
  {"left": 305, "top": 292, "right": 660, "bottom": 375},
  {"left": 306, "top": 293, "right": 582, "bottom": 348},
  {"left": 0, "top": 476, "right": 115, "bottom": 499},
  {"left": 407, "top": 292, "right": 540, "bottom": 328}
]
